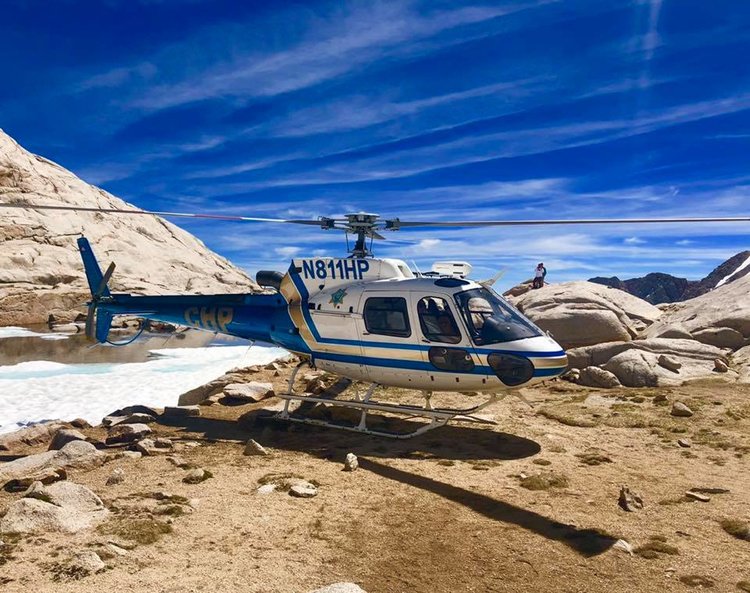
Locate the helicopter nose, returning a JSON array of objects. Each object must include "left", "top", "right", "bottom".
[{"left": 487, "top": 338, "right": 567, "bottom": 386}]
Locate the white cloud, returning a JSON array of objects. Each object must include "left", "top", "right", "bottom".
[
  {"left": 624, "top": 236, "right": 645, "bottom": 244},
  {"left": 413, "top": 238, "right": 442, "bottom": 253},
  {"left": 275, "top": 246, "right": 302, "bottom": 258}
]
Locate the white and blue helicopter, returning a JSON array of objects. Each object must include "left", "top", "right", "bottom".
[{"left": 3, "top": 204, "right": 749, "bottom": 437}]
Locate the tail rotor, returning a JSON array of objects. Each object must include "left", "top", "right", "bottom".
[{"left": 84, "top": 261, "right": 116, "bottom": 341}]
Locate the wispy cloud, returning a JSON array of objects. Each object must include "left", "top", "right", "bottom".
[{"left": 113, "top": 3, "right": 523, "bottom": 111}]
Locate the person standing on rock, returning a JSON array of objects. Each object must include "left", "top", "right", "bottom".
[{"left": 532, "top": 262, "right": 547, "bottom": 289}]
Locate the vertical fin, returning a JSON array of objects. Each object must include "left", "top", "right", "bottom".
[{"left": 77, "top": 237, "right": 110, "bottom": 297}]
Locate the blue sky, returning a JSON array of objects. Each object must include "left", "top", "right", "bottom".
[{"left": 2, "top": 0, "right": 749, "bottom": 289}]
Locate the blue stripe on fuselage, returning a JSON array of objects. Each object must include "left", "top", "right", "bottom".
[{"left": 314, "top": 350, "right": 565, "bottom": 378}]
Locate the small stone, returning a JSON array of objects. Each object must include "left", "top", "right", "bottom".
[
  {"left": 105, "top": 543, "right": 129, "bottom": 556},
  {"left": 677, "top": 439, "right": 691, "bottom": 448},
  {"left": 612, "top": 539, "right": 634, "bottom": 556},
  {"left": 289, "top": 483, "right": 318, "bottom": 498},
  {"left": 578, "top": 366, "right": 621, "bottom": 388},
  {"left": 243, "top": 439, "right": 269, "bottom": 456},
  {"left": 149, "top": 491, "right": 173, "bottom": 500},
  {"left": 107, "top": 538, "right": 136, "bottom": 551},
  {"left": 670, "top": 402, "right": 694, "bottom": 417},
  {"left": 106, "top": 468, "right": 125, "bottom": 486},
  {"left": 102, "top": 415, "right": 127, "bottom": 427},
  {"left": 108, "top": 405, "right": 161, "bottom": 418},
  {"left": 3, "top": 467, "right": 67, "bottom": 493},
  {"left": 70, "top": 550, "right": 105, "bottom": 574},
  {"left": 685, "top": 490, "right": 710, "bottom": 502},
  {"left": 714, "top": 358, "right": 728, "bottom": 373},
  {"left": 106, "top": 423, "right": 152, "bottom": 445},
  {"left": 344, "top": 453, "right": 358, "bottom": 472},
  {"left": 69, "top": 418, "right": 91, "bottom": 429},
  {"left": 166, "top": 456, "right": 191, "bottom": 469},
  {"left": 183, "top": 468, "right": 212, "bottom": 484},
  {"left": 48, "top": 428, "right": 87, "bottom": 451},
  {"left": 657, "top": 355, "right": 682, "bottom": 373},
  {"left": 121, "top": 451, "right": 142, "bottom": 459},
  {"left": 120, "top": 412, "right": 156, "bottom": 424},
  {"left": 618, "top": 485, "right": 644, "bottom": 512},
  {"left": 653, "top": 393, "right": 668, "bottom": 404},
  {"left": 224, "top": 382, "right": 274, "bottom": 403},
  {"left": 264, "top": 362, "right": 282, "bottom": 371},
  {"left": 257, "top": 484, "right": 276, "bottom": 495},
  {"left": 561, "top": 368, "right": 580, "bottom": 382},
  {"left": 200, "top": 394, "right": 223, "bottom": 407},
  {"left": 163, "top": 406, "right": 201, "bottom": 418},
  {"left": 154, "top": 438, "right": 173, "bottom": 449},
  {"left": 23, "top": 480, "right": 47, "bottom": 500},
  {"left": 134, "top": 438, "right": 171, "bottom": 456}
]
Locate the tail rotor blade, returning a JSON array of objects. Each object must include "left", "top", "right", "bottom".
[
  {"left": 96, "top": 262, "right": 115, "bottom": 298},
  {"left": 84, "top": 305, "right": 96, "bottom": 342}
]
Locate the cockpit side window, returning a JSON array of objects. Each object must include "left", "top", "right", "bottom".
[
  {"left": 455, "top": 288, "right": 542, "bottom": 345},
  {"left": 417, "top": 297, "right": 461, "bottom": 344},
  {"left": 363, "top": 297, "right": 411, "bottom": 338}
]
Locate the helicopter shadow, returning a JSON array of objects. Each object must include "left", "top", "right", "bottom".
[
  {"left": 358, "top": 458, "right": 617, "bottom": 557},
  {"left": 157, "top": 406, "right": 541, "bottom": 462},
  {"left": 156, "top": 413, "right": 614, "bottom": 557}
]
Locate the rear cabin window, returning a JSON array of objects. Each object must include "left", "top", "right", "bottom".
[{"left": 363, "top": 297, "right": 411, "bottom": 338}]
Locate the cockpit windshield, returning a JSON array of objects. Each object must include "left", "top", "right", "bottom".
[{"left": 455, "top": 287, "right": 542, "bottom": 345}]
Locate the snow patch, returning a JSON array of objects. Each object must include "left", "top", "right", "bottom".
[
  {"left": 0, "top": 327, "right": 69, "bottom": 340},
  {"left": 715, "top": 254, "right": 750, "bottom": 288},
  {"left": 0, "top": 344, "right": 286, "bottom": 434}
]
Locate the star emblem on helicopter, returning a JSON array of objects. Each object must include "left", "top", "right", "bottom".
[{"left": 329, "top": 288, "right": 347, "bottom": 307}]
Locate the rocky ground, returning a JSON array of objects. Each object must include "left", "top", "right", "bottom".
[{"left": 1, "top": 361, "right": 749, "bottom": 593}]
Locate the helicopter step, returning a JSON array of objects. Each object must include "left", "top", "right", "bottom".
[{"left": 275, "top": 361, "right": 502, "bottom": 438}]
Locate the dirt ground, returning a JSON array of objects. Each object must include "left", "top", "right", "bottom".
[{"left": 1, "top": 366, "right": 749, "bottom": 593}]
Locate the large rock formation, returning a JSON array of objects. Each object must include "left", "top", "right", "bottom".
[
  {"left": 0, "top": 129, "right": 258, "bottom": 326},
  {"left": 0, "top": 440, "right": 103, "bottom": 484},
  {"left": 567, "top": 338, "right": 732, "bottom": 387},
  {"left": 589, "top": 251, "right": 750, "bottom": 304},
  {"left": 644, "top": 274, "right": 750, "bottom": 350},
  {"left": 0, "top": 481, "right": 108, "bottom": 534},
  {"left": 506, "top": 281, "right": 662, "bottom": 349}
]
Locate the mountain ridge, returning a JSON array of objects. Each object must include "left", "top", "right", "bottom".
[{"left": 589, "top": 250, "right": 750, "bottom": 304}]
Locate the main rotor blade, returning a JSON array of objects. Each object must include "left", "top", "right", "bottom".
[
  {"left": 0, "top": 202, "right": 326, "bottom": 225},
  {"left": 388, "top": 216, "right": 750, "bottom": 229}
]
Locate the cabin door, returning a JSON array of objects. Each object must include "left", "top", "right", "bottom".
[{"left": 411, "top": 293, "right": 488, "bottom": 392}]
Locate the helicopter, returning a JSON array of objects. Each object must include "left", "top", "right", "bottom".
[{"left": 2, "top": 203, "right": 749, "bottom": 437}]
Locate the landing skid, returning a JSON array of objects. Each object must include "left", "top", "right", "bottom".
[{"left": 275, "top": 360, "right": 503, "bottom": 439}]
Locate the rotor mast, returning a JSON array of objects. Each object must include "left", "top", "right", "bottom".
[{"left": 319, "top": 212, "right": 384, "bottom": 258}]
